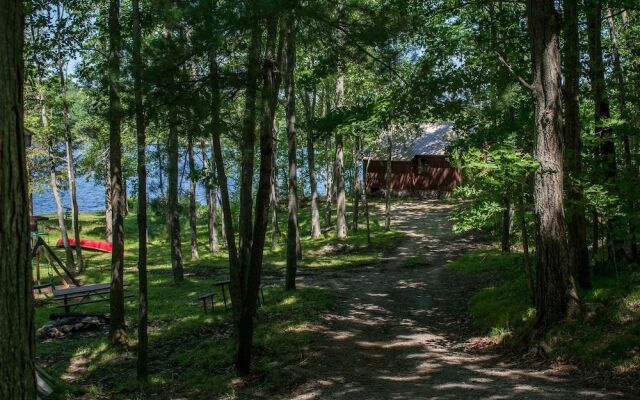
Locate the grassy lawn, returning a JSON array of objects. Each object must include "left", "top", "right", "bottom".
[
  {"left": 447, "top": 249, "right": 640, "bottom": 376},
  {"left": 34, "top": 201, "right": 401, "bottom": 399}
]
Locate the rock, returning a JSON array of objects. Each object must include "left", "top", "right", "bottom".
[{"left": 37, "top": 314, "right": 108, "bottom": 340}]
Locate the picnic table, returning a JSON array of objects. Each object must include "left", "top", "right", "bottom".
[
  {"left": 211, "top": 279, "right": 272, "bottom": 311},
  {"left": 52, "top": 282, "right": 131, "bottom": 313}
]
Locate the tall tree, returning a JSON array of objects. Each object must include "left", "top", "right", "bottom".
[
  {"left": 303, "top": 88, "right": 321, "bottom": 239},
  {"left": 229, "top": 9, "right": 263, "bottom": 374},
  {"left": 108, "top": 0, "right": 126, "bottom": 343},
  {"left": 335, "top": 65, "right": 347, "bottom": 239},
  {"left": 527, "top": 0, "right": 580, "bottom": 331},
  {"left": 57, "top": 55, "right": 84, "bottom": 271},
  {"left": 0, "top": 0, "right": 37, "bottom": 396},
  {"left": 563, "top": 0, "right": 590, "bottom": 288},
  {"left": 586, "top": 0, "right": 618, "bottom": 262},
  {"left": 48, "top": 140, "right": 76, "bottom": 271},
  {"left": 606, "top": 7, "right": 637, "bottom": 262},
  {"left": 132, "top": 0, "right": 148, "bottom": 381},
  {"left": 202, "top": 140, "right": 219, "bottom": 252},
  {"left": 165, "top": 24, "right": 184, "bottom": 283},
  {"left": 285, "top": 11, "right": 299, "bottom": 290},
  {"left": 188, "top": 133, "right": 199, "bottom": 260}
]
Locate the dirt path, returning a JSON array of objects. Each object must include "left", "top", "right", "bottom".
[{"left": 285, "top": 201, "right": 629, "bottom": 400}]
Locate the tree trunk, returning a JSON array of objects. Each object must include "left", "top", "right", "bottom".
[
  {"left": 363, "top": 158, "right": 371, "bottom": 244},
  {"left": 517, "top": 189, "right": 534, "bottom": 299},
  {"left": 59, "top": 61, "right": 84, "bottom": 271},
  {"left": 48, "top": 142, "right": 75, "bottom": 272},
  {"left": 40, "top": 91, "right": 75, "bottom": 271},
  {"left": 108, "top": 0, "right": 126, "bottom": 343},
  {"left": 586, "top": 0, "right": 619, "bottom": 263},
  {"left": 156, "top": 138, "right": 165, "bottom": 199},
  {"left": 563, "top": 0, "right": 590, "bottom": 288},
  {"left": 385, "top": 133, "right": 392, "bottom": 232},
  {"left": 132, "top": 0, "right": 148, "bottom": 381},
  {"left": 233, "top": 19, "right": 262, "bottom": 376},
  {"left": 285, "top": 17, "right": 299, "bottom": 290},
  {"left": 0, "top": 0, "right": 37, "bottom": 394},
  {"left": 209, "top": 51, "right": 238, "bottom": 270},
  {"left": 202, "top": 140, "right": 219, "bottom": 252},
  {"left": 324, "top": 136, "right": 334, "bottom": 228},
  {"left": 270, "top": 25, "right": 286, "bottom": 250},
  {"left": 606, "top": 7, "right": 637, "bottom": 262},
  {"left": 164, "top": 25, "right": 184, "bottom": 284},
  {"left": 352, "top": 135, "right": 361, "bottom": 231},
  {"left": 188, "top": 134, "right": 199, "bottom": 260},
  {"left": 270, "top": 134, "right": 280, "bottom": 250},
  {"left": 236, "top": 22, "right": 262, "bottom": 297},
  {"left": 303, "top": 89, "right": 321, "bottom": 239},
  {"left": 335, "top": 65, "right": 347, "bottom": 239},
  {"left": 501, "top": 193, "right": 511, "bottom": 252},
  {"left": 104, "top": 157, "right": 113, "bottom": 242},
  {"left": 527, "top": 0, "right": 580, "bottom": 332}
]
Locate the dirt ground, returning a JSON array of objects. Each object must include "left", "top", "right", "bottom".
[{"left": 280, "top": 200, "right": 634, "bottom": 400}]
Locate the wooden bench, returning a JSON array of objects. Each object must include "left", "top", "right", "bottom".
[
  {"left": 51, "top": 282, "right": 131, "bottom": 314},
  {"left": 198, "top": 292, "right": 215, "bottom": 314}
]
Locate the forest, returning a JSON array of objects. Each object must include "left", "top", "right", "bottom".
[{"left": 1, "top": 0, "right": 640, "bottom": 398}]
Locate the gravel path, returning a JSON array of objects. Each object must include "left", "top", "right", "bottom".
[{"left": 283, "top": 200, "right": 632, "bottom": 400}]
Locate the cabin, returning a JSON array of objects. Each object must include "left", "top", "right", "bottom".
[{"left": 364, "top": 123, "right": 461, "bottom": 197}]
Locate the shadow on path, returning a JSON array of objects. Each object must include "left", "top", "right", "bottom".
[{"left": 287, "top": 201, "right": 630, "bottom": 400}]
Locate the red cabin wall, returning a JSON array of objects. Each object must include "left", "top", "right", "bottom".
[{"left": 363, "top": 155, "right": 461, "bottom": 194}]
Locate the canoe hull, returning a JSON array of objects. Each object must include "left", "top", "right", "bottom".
[{"left": 56, "top": 238, "right": 112, "bottom": 253}]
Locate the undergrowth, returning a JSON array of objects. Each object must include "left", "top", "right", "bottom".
[{"left": 447, "top": 249, "right": 640, "bottom": 376}]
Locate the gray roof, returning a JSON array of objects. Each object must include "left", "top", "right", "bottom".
[{"left": 368, "top": 122, "right": 455, "bottom": 161}]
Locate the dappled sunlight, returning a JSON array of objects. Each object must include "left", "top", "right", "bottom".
[{"left": 290, "top": 201, "right": 623, "bottom": 399}]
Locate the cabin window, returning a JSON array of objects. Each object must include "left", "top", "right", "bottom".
[{"left": 417, "top": 158, "right": 429, "bottom": 174}]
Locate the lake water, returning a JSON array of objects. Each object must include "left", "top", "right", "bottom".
[
  {"left": 32, "top": 150, "right": 212, "bottom": 215},
  {"left": 31, "top": 148, "right": 327, "bottom": 215}
]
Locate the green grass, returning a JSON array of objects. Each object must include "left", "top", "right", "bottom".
[
  {"left": 34, "top": 200, "right": 399, "bottom": 399},
  {"left": 447, "top": 249, "right": 640, "bottom": 375}
]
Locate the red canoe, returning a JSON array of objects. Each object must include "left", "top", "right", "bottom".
[{"left": 56, "top": 238, "right": 112, "bottom": 253}]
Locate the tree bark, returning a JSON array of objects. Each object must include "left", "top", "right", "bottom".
[
  {"left": 48, "top": 148, "right": 75, "bottom": 271},
  {"left": 385, "top": 132, "right": 392, "bottom": 232},
  {"left": 335, "top": 65, "right": 347, "bottom": 239},
  {"left": 0, "top": 0, "right": 37, "bottom": 395},
  {"left": 232, "top": 18, "right": 263, "bottom": 375},
  {"left": 187, "top": 133, "right": 199, "bottom": 260},
  {"left": 270, "top": 24, "right": 286, "bottom": 250},
  {"left": 270, "top": 128, "right": 280, "bottom": 250},
  {"left": 352, "top": 135, "right": 361, "bottom": 231},
  {"left": 285, "top": 15, "right": 299, "bottom": 290},
  {"left": 517, "top": 189, "right": 534, "bottom": 299},
  {"left": 58, "top": 60, "right": 84, "bottom": 271},
  {"left": 132, "top": 0, "right": 148, "bottom": 381},
  {"left": 41, "top": 89, "right": 75, "bottom": 271},
  {"left": 606, "top": 7, "right": 637, "bottom": 262},
  {"left": 563, "top": 0, "right": 590, "bottom": 288},
  {"left": 165, "top": 24, "right": 184, "bottom": 283},
  {"left": 363, "top": 158, "right": 371, "bottom": 244},
  {"left": 501, "top": 193, "right": 511, "bottom": 252},
  {"left": 104, "top": 156, "right": 113, "bottom": 242},
  {"left": 108, "top": 0, "right": 126, "bottom": 343},
  {"left": 209, "top": 51, "right": 238, "bottom": 271},
  {"left": 202, "top": 140, "right": 219, "bottom": 252},
  {"left": 324, "top": 136, "right": 334, "bottom": 228},
  {"left": 302, "top": 89, "right": 321, "bottom": 239},
  {"left": 527, "top": 0, "right": 580, "bottom": 332},
  {"left": 586, "top": 0, "right": 619, "bottom": 263},
  {"left": 236, "top": 22, "right": 262, "bottom": 296}
]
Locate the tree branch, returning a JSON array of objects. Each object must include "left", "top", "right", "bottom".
[{"left": 494, "top": 50, "right": 533, "bottom": 92}]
